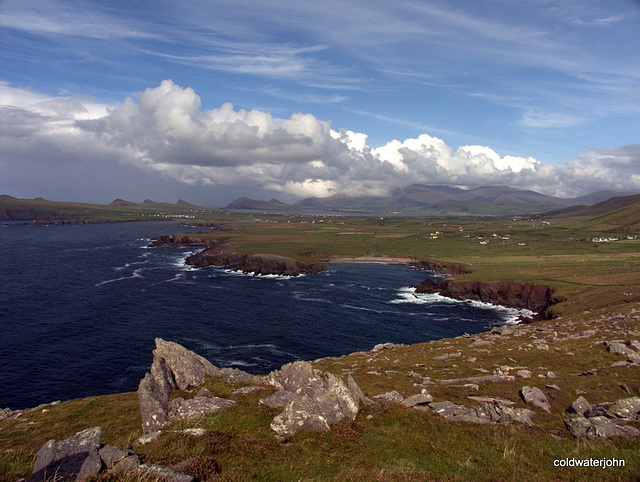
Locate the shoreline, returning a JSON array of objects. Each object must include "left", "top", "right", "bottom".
[{"left": 326, "top": 255, "right": 414, "bottom": 264}]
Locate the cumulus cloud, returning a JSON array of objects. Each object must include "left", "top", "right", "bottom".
[{"left": 1, "top": 80, "right": 639, "bottom": 203}]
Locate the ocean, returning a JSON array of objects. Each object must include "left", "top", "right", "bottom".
[{"left": 0, "top": 221, "right": 524, "bottom": 409}]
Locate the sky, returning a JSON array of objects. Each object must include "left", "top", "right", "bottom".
[{"left": 1, "top": 0, "right": 639, "bottom": 206}]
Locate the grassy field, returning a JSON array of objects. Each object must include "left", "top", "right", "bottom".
[{"left": 1, "top": 198, "right": 639, "bottom": 480}]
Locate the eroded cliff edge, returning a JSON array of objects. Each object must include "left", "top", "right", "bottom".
[
  {"left": 184, "top": 241, "right": 326, "bottom": 276},
  {"left": 413, "top": 277, "right": 560, "bottom": 320}
]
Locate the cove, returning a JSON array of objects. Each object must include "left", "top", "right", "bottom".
[{"left": 1, "top": 221, "right": 522, "bottom": 409}]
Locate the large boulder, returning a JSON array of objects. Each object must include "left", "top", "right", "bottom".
[
  {"left": 28, "top": 427, "right": 103, "bottom": 482},
  {"left": 609, "top": 397, "right": 640, "bottom": 420},
  {"left": 430, "top": 400, "right": 533, "bottom": 426},
  {"left": 152, "top": 338, "right": 220, "bottom": 391},
  {"left": 564, "top": 417, "right": 640, "bottom": 439},
  {"left": 138, "top": 338, "right": 223, "bottom": 434},
  {"left": 520, "top": 386, "right": 552, "bottom": 412},
  {"left": 263, "top": 361, "right": 367, "bottom": 437}
]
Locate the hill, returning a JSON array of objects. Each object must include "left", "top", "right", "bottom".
[
  {"left": 226, "top": 197, "right": 293, "bottom": 210},
  {"left": 289, "top": 185, "right": 636, "bottom": 215},
  {"left": 0, "top": 195, "right": 217, "bottom": 223}
]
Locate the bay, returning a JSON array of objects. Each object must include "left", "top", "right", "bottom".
[{"left": 0, "top": 221, "right": 519, "bottom": 409}]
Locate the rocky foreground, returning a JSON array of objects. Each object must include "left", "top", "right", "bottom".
[{"left": 17, "top": 309, "right": 640, "bottom": 482}]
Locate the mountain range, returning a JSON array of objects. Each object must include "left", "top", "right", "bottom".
[{"left": 226, "top": 185, "right": 638, "bottom": 215}]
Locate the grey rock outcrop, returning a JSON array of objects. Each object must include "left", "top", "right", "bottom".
[
  {"left": 401, "top": 393, "right": 433, "bottom": 408},
  {"left": 566, "top": 396, "right": 591, "bottom": 416},
  {"left": 520, "top": 386, "right": 552, "bottom": 412},
  {"left": 28, "top": 427, "right": 103, "bottom": 482},
  {"left": 430, "top": 401, "right": 533, "bottom": 426},
  {"left": 610, "top": 397, "right": 640, "bottom": 420},
  {"left": 564, "top": 417, "right": 640, "bottom": 439},
  {"left": 98, "top": 445, "right": 140, "bottom": 471},
  {"left": 372, "top": 390, "right": 405, "bottom": 404},
  {"left": 262, "top": 361, "right": 367, "bottom": 437},
  {"left": 138, "top": 338, "right": 228, "bottom": 434},
  {"left": 28, "top": 426, "right": 194, "bottom": 481},
  {"left": 168, "top": 396, "right": 237, "bottom": 421},
  {"left": 606, "top": 341, "right": 640, "bottom": 362}
]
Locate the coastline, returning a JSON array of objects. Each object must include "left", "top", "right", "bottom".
[{"left": 327, "top": 255, "right": 414, "bottom": 264}]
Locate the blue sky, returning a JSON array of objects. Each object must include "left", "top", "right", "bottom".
[{"left": 1, "top": 0, "right": 639, "bottom": 205}]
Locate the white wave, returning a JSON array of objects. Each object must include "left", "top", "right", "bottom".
[
  {"left": 390, "top": 287, "right": 533, "bottom": 324},
  {"left": 227, "top": 360, "right": 256, "bottom": 367},
  {"left": 294, "top": 293, "right": 333, "bottom": 303},
  {"left": 95, "top": 269, "right": 143, "bottom": 287},
  {"left": 222, "top": 269, "right": 301, "bottom": 280},
  {"left": 340, "top": 304, "right": 384, "bottom": 314}
]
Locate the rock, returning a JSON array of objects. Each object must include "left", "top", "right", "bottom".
[
  {"left": 348, "top": 374, "right": 373, "bottom": 406},
  {"left": 371, "top": 342, "right": 396, "bottom": 352},
  {"left": 99, "top": 445, "right": 139, "bottom": 470},
  {"left": 475, "top": 401, "right": 534, "bottom": 426},
  {"left": 430, "top": 400, "right": 533, "bottom": 426},
  {"left": 168, "top": 396, "right": 237, "bottom": 421},
  {"left": 584, "top": 405, "right": 610, "bottom": 419},
  {"left": 219, "top": 367, "right": 259, "bottom": 385},
  {"left": 153, "top": 338, "right": 219, "bottom": 390},
  {"left": 566, "top": 396, "right": 591, "bottom": 415},
  {"left": 450, "top": 383, "right": 480, "bottom": 392},
  {"left": 110, "top": 455, "right": 143, "bottom": 474},
  {"left": 231, "top": 386, "right": 265, "bottom": 396},
  {"left": 28, "top": 427, "right": 103, "bottom": 482},
  {"left": 138, "top": 339, "right": 225, "bottom": 434},
  {"left": 469, "top": 339, "right": 492, "bottom": 348},
  {"left": 402, "top": 393, "right": 433, "bottom": 408},
  {"left": 467, "top": 396, "right": 516, "bottom": 406},
  {"left": 564, "top": 417, "right": 640, "bottom": 439},
  {"left": 430, "top": 401, "right": 490, "bottom": 424},
  {"left": 270, "top": 398, "right": 331, "bottom": 435},
  {"left": 137, "top": 464, "right": 194, "bottom": 482},
  {"left": 372, "top": 391, "right": 405, "bottom": 403},
  {"left": 267, "top": 361, "right": 365, "bottom": 437},
  {"left": 437, "top": 375, "right": 515, "bottom": 385},
  {"left": 609, "top": 397, "right": 640, "bottom": 420},
  {"left": 606, "top": 341, "right": 640, "bottom": 362},
  {"left": 520, "top": 386, "right": 552, "bottom": 412},
  {"left": 259, "top": 389, "right": 299, "bottom": 409},
  {"left": 433, "top": 351, "right": 462, "bottom": 360},
  {"left": 516, "top": 370, "right": 533, "bottom": 379}
]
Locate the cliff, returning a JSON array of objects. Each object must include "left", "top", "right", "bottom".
[
  {"left": 184, "top": 242, "right": 326, "bottom": 276},
  {"left": 413, "top": 278, "right": 559, "bottom": 320}
]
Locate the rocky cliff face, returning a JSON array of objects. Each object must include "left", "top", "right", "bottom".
[
  {"left": 184, "top": 242, "right": 326, "bottom": 276},
  {"left": 413, "top": 278, "right": 559, "bottom": 320}
]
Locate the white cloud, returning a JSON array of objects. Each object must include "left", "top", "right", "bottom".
[{"left": 1, "top": 80, "right": 639, "bottom": 201}]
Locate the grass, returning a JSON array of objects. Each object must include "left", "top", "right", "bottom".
[{"left": 1, "top": 203, "right": 639, "bottom": 480}]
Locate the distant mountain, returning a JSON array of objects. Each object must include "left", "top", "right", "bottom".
[
  {"left": 230, "top": 185, "right": 638, "bottom": 215},
  {"left": 226, "top": 197, "right": 293, "bottom": 210},
  {"left": 109, "top": 198, "right": 136, "bottom": 207},
  {"left": 543, "top": 193, "right": 640, "bottom": 219},
  {"left": 176, "top": 199, "right": 198, "bottom": 207}
]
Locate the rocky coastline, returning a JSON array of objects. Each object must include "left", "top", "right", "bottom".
[
  {"left": 412, "top": 277, "right": 560, "bottom": 321},
  {"left": 171, "top": 240, "right": 327, "bottom": 276}
]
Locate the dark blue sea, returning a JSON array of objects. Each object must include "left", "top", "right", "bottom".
[{"left": 0, "top": 221, "right": 524, "bottom": 409}]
